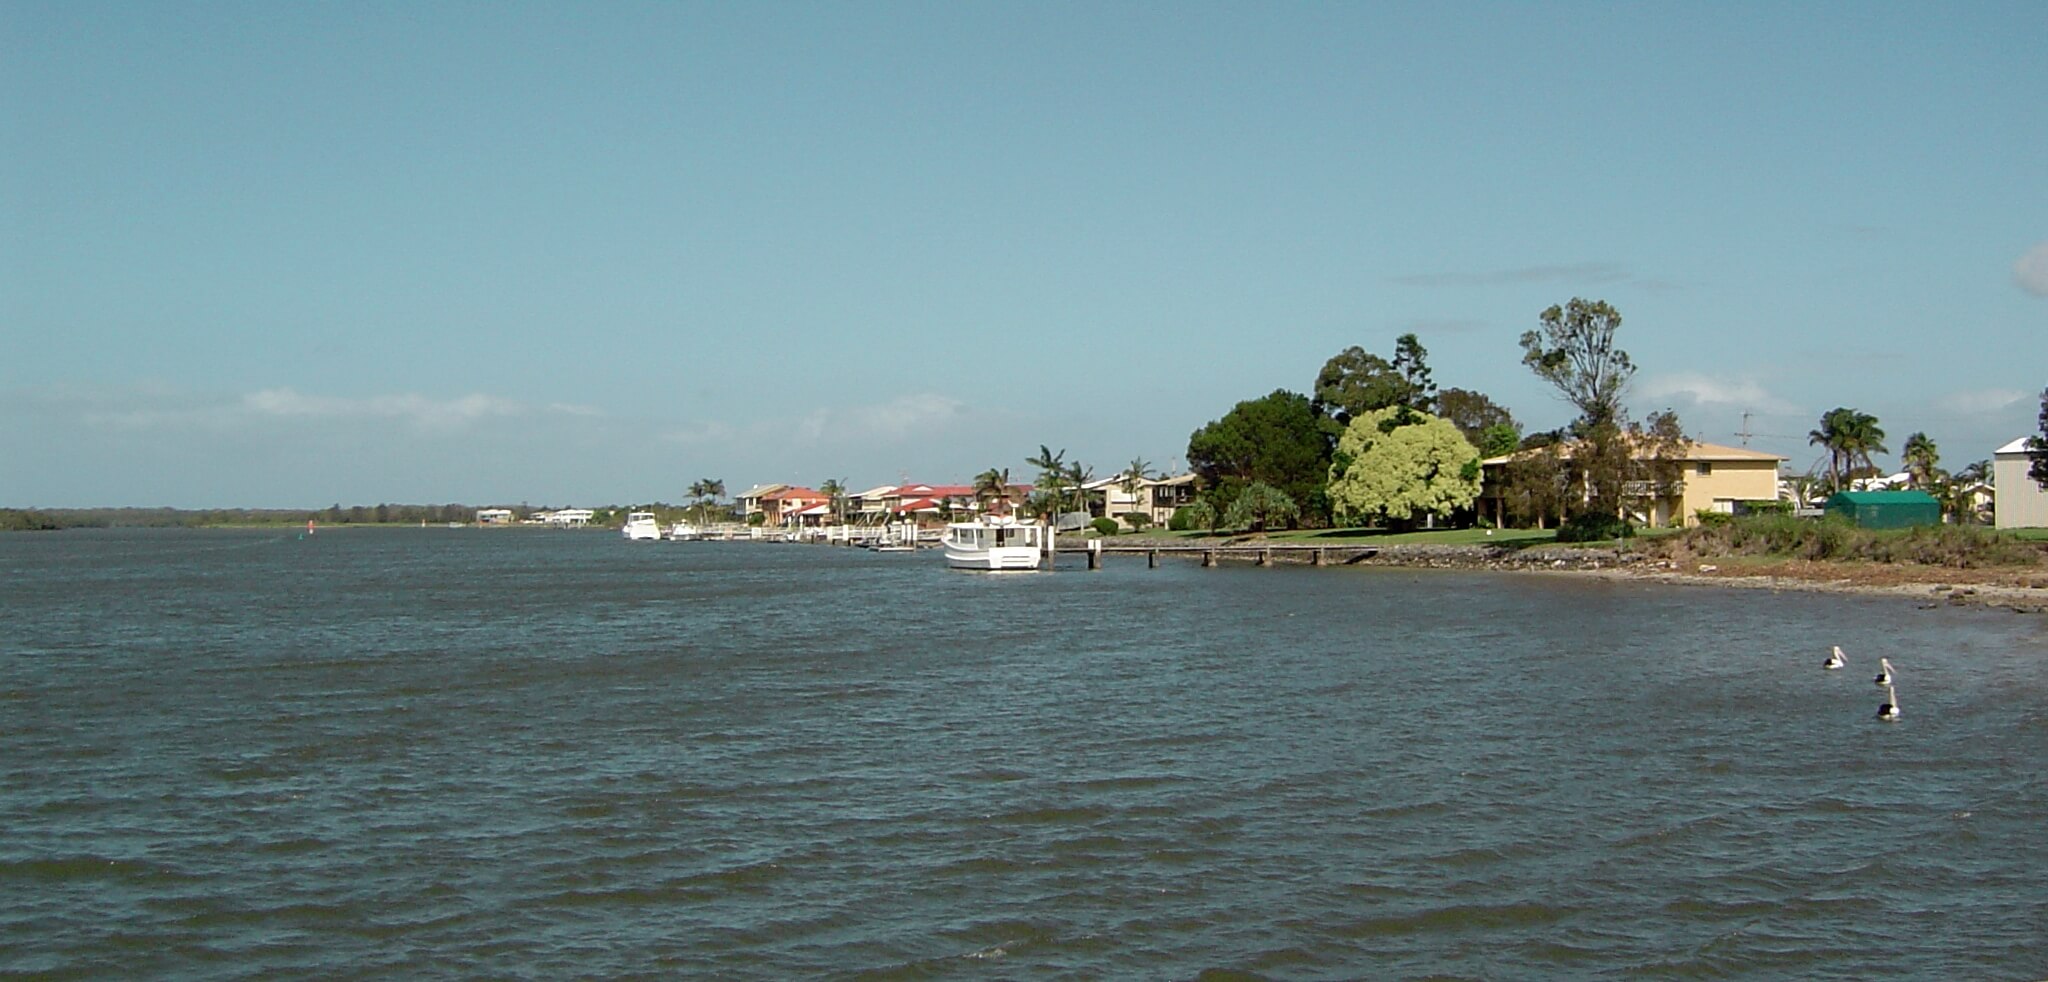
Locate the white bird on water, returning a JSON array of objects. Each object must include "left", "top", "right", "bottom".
[
  {"left": 1824, "top": 646, "right": 1846, "bottom": 670},
  {"left": 1877, "top": 683, "right": 1901, "bottom": 721},
  {"left": 1874, "top": 657, "right": 1894, "bottom": 687}
]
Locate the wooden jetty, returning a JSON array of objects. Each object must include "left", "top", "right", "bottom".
[{"left": 1050, "top": 541, "right": 1379, "bottom": 570}]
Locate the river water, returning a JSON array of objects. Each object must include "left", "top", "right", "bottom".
[{"left": 4, "top": 527, "right": 2045, "bottom": 979}]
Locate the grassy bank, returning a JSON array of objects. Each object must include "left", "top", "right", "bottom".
[{"left": 1646, "top": 515, "right": 2047, "bottom": 569}]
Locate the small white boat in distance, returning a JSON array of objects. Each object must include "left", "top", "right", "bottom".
[
  {"left": 666, "top": 522, "right": 700, "bottom": 541},
  {"left": 622, "top": 512, "right": 663, "bottom": 541},
  {"left": 942, "top": 515, "right": 1044, "bottom": 571}
]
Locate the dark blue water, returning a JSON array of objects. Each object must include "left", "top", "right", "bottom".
[{"left": 4, "top": 528, "right": 2046, "bottom": 979}]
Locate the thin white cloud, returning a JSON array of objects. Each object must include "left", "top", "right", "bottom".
[
  {"left": 660, "top": 420, "right": 740, "bottom": 445},
  {"left": 1938, "top": 388, "right": 2026, "bottom": 415},
  {"left": 2014, "top": 241, "right": 2048, "bottom": 297},
  {"left": 243, "top": 388, "right": 524, "bottom": 429},
  {"left": 796, "top": 393, "right": 966, "bottom": 445},
  {"left": 1399, "top": 317, "right": 1489, "bottom": 335},
  {"left": 844, "top": 393, "right": 965, "bottom": 440},
  {"left": 1638, "top": 373, "right": 1799, "bottom": 414},
  {"left": 52, "top": 384, "right": 580, "bottom": 434},
  {"left": 1391, "top": 262, "right": 1633, "bottom": 288}
]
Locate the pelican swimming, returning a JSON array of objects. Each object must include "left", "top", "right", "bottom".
[
  {"left": 1874, "top": 657, "right": 1894, "bottom": 687},
  {"left": 1876, "top": 683, "right": 1900, "bottom": 721},
  {"left": 1824, "top": 646, "right": 1845, "bottom": 670}
]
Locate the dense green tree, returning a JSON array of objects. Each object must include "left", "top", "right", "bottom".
[
  {"left": 1311, "top": 335, "right": 1435, "bottom": 439},
  {"left": 1187, "top": 389, "right": 1331, "bottom": 525},
  {"left": 1171, "top": 500, "right": 1217, "bottom": 532},
  {"left": 1476, "top": 423, "right": 1521, "bottom": 458},
  {"left": 1221, "top": 481, "right": 1299, "bottom": 533},
  {"left": 1326, "top": 407, "right": 1483, "bottom": 528},
  {"left": 1436, "top": 387, "right": 1519, "bottom": 452}
]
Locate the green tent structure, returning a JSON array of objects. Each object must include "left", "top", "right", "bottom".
[{"left": 1824, "top": 490, "right": 1941, "bottom": 529}]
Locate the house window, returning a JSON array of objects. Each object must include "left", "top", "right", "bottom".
[{"left": 1696, "top": 462, "right": 1713, "bottom": 476}]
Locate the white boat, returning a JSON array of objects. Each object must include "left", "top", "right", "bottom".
[
  {"left": 941, "top": 515, "right": 1044, "bottom": 570},
  {"left": 621, "top": 512, "right": 663, "bottom": 541},
  {"left": 869, "top": 522, "right": 917, "bottom": 552},
  {"left": 666, "top": 522, "right": 700, "bottom": 541}
]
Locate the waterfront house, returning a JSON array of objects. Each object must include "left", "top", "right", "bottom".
[
  {"left": 1083, "top": 473, "right": 1199, "bottom": 529},
  {"left": 1142, "top": 474, "right": 1199, "bottom": 527},
  {"left": 851, "top": 485, "right": 899, "bottom": 523},
  {"left": 737, "top": 484, "right": 790, "bottom": 524},
  {"left": 476, "top": 508, "right": 514, "bottom": 525},
  {"left": 535, "top": 508, "right": 594, "bottom": 527},
  {"left": 1994, "top": 437, "right": 2048, "bottom": 528},
  {"left": 1479, "top": 439, "right": 1786, "bottom": 529},
  {"left": 759, "top": 487, "right": 829, "bottom": 526}
]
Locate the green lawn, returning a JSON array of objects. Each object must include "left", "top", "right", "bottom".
[{"left": 1109, "top": 526, "right": 1558, "bottom": 546}]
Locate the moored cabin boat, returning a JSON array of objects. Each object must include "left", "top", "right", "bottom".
[
  {"left": 621, "top": 512, "right": 663, "bottom": 541},
  {"left": 941, "top": 515, "right": 1044, "bottom": 571}
]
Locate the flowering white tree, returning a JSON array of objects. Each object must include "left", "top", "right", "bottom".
[{"left": 1326, "top": 407, "right": 1482, "bottom": 528}]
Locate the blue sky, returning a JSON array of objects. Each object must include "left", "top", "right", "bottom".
[{"left": 5, "top": 2, "right": 2044, "bottom": 508}]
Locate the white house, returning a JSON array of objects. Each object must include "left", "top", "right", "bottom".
[
  {"left": 536, "top": 508, "right": 594, "bottom": 527},
  {"left": 1993, "top": 438, "right": 2048, "bottom": 528},
  {"left": 476, "top": 508, "right": 514, "bottom": 525}
]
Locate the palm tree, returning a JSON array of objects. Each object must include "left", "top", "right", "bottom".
[
  {"left": 1946, "top": 459, "right": 1991, "bottom": 524},
  {"left": 1809, "top": 408, "right": 1852, "bottom": 491},
  {"left": 1064, "top": 460, "right": 1096, "bottom": 517},
  {"left": 1025, "top": 445, "right": 1067, "bottom": 521},
  {"left": 819, "top": 478, "right": 847, "bottom": 525},
  {"left": 686, "top": 479, "right": 708, "bottom": 523},
  {"left": 973, "top": 467, "right": 1012, "bottom": 516},
  {"left": 1809, "top": 408, "right": 1886, "bottom": 492},
  {"left": 1118, "top": 457, "right": 1154, "bottom": 526},
  {"left": 1841, "top": 411, "right": 1888, "bottom": 486},
  {"left": 1901, "top": 432, "right": 1940, "bottom": 489},
  {"left": 696, "top": 478, "right": 725, "bottom": 524}
]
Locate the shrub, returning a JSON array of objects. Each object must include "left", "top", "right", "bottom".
[
  {"left": 1170, "top": 502, "right": 1216, "bottom": 532},
  {"left": 1222, "top": 481, "right": 1299, "bottom": 533},
  {"left": 1119, "top": 511, "right": 1152, "bottom": 530},
  {"left": 1694, "top": 509, "right": 1734, "bottom": 528},
  {"left": 1089, "top": 517, "right": 1120, "bottom": 536},
  {"left": 1557, "top": 512, "right": 1634, "bottom": 542},
  {"left": 1650, "top": 512, "right": 2046, "bottom": 570}
]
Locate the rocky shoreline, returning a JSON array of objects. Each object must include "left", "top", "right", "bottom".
[{"left": 1153, "top": 538, "right": 2048, "bottom": 614}]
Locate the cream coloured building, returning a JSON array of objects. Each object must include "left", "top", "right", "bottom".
[
  {"left": 1480, "top": 439, "right": 1785, "bottom": 529},
  {"left": 1993, "top": 438, "right": 2048, "bottom": 528}
]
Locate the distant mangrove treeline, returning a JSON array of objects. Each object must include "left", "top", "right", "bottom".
[{"left": 4, "top": 503, "right": 496, "bottom": 531}]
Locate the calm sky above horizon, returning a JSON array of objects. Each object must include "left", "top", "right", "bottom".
[{"left": 5, "top": 2, "right": 2044, "bottom": 508}]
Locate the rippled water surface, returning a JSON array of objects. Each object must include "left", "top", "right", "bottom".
[{"left": 5, "top": 527, "right": 2047, "bottom": 979}]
